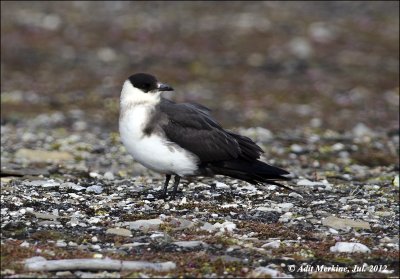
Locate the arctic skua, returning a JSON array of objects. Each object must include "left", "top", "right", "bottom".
[{"left": 119, "top": 73, "right": 293, "bottom": 199}]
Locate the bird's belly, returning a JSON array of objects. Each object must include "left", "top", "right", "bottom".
[{"left": 119, "top": 107, "right": 198, "bottom": 176}]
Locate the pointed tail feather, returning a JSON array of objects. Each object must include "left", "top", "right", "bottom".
[{"left": 209, "top": 159, "right": 298, "bottom": 193}]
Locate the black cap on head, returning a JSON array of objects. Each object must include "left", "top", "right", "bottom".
[{"left": 128, "top": 73, "right": 158, "bottom": 93}]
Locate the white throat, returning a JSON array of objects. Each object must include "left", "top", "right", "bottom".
[{"left": 120, "top": 80, "right": 161, "bottom": 107}]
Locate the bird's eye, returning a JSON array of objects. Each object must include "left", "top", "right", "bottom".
[{"left": 143, "top": 83, "right": 151, "bottom": 90}]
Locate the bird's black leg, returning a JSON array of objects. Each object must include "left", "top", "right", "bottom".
[
  {"left": 162, "top": 174, "right": 171, "bottom": 199},
  {"left": 171, "top": 175, "right": 181, "bottom": 200}
]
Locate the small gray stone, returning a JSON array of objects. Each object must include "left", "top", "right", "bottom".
[
  {"left": 200, "top": 222, "right": 215, "bottom": 232},
  {"left": 86, "top": 185, "right": 103, "bottom": 194},
  {"left": 290, "top": 144, "right": 304, "bottom": 153},
  {"left": 121, "top": 242, "right": 150, "bottom": 249},
  {"left": 106, "top": 228, "right": 132, "bottom": 237},
  {"left": 330, "top": 242, "right": 370, "bottom": 253},
  {"left": 24, "top": 180, "right": 60, "bottom": 188},
  {"left": 215, "top": 181, "right": 229, "bottom": 189},
  {"left": 322, "top": 216, "right": 370, "bottom": 230},
  {"left": 55, "top": 271, "right": 74, "bottom": 277},
  {"left": 168, "top": 217, "right": 194, "bottom": 231},
  {"left": 38, "top": 221, "right": 61, "bottom": 226},
  {"left": 56, "top": 240, "right": 67, "bottom": 247},
  {"left": 277, "top": 203, "right": 294, "bottom": 211},
  {"left": 250, "top": 266, "right": 293, "bottom": 278},
  {"left": 255, "top": 207, "right": 281, "bottom": 213},
  {"left": 173, "top": 241, "right": 207, "bottom": 249},
  {"left": 121, "top": 219, "right": 163, "bottom": 231},
  {"left": 61, "top": 182, "right": 85, "bottom": 191},
  {"left": 262, "top": 240, "right": 281, "bottom": 249},
  {"left": 375, "top": 211, "right": 392, "bottom": 217},
  {"left": 33, "top": 212, "right": 59, "bottom": 220},
  {"left": 15, "top": 149, "right": 74, "bottom": 163},
  {"left": 103, "top": 172, "right": 115, "bottom": 180},
  {"left": 353, "top": 123, "right": 375, "bottom": 138}
]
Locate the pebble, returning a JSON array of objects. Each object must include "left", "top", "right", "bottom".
[
  {"left": 262, "top": 240, "right": 281, "bottom": 249},
  {"left": 24, "top": 180, "right": 60, "bottom": 188},
  {"left": 92, "top": 254, "right": 104, "bottom": 259},
  {"left": 311, "top": 200, "right": 326, "bottom": 205},
  {"left": 150, "top": 232, "right": 165, "bottom": 239},
  {"left": 121, "top": 242, "right": 150, "bottom": 249},
  {"left": 173, "top": 241, "right": 207, "bottom": 249},
  {"left": 215, "top": 181, "right": 229, "bottom": 189},
  {"left": 1, "top": 269, "right": 15, "bottom": 276},
  {"left": 200, "top": 222, "right": 214, "bottom": 232},
  {"left": 56, "top": 240, "right": 67, "bottom": 247},
  {"left": 329, "top": 228, "right": 339, "bottom": 234},
  {"left": 88, "top": 217, "right": 101, "bottom": 224},
  {"left": 279, "top": 212, "right": 293, "bottom": 223},
  {"left": 288, "top": 192, "right": 303, "bottom": 199},
  {"left": 86, "top": 185, "right": 103, "bottom": 194},
  {"left": 121, "top": 219, "right": 163, "bottom": 231},
  {"left": 179, "top": 197, "right": 187, "bottom": 205},
  {"left": 68, "top": 242, "right": 78, "bottom": 247},
  {"left": 90, "top": 244, "right": 101, "bottom": 250},
  {"left": 393, "top": 175, "right": 399, "bottom": 187},
  {"left": 61, "top": 182, "right": 85, "bottom": 191},
  {"left": 239, "top": 127, "right": 273, "bottom": 142},
  {"left": 213, "top": 221, "right": 236, "bottom": 232},
  {"left": 74, "top": 271, "right": 120, "bottom": 278},
  {"left": 33, "top": 212, "right": 59, "bottom": 220},
  {"left": 322, "top": 216, "right": 370, "bottom": 230},
  {"left": 255, "top": 206, "right": 281, "bottom": 213},
  {"left": 20, "top": 241, "right": 30, "bottom": 247},
  {"left": 290, "top": 144, "right": 304, "bottom": 153},
  {"left": 353, "top": 123, "right": 375, "bottom": 138},
  {"left": 106, "top": 228, "right": 133, "bottom": 237},
  {"left": 277, "top": 203, "right": 294, "bottom": 211},
  {"left": 348, "top": 198, "right": 368, "bottom": 204},
  {"left": 55, "top": 271, "right": 74, "bottom": 277},
  {"left": 168, "top": 217, "right": 194, "bottom": 230},
  {"left": 375, "top": 211, "right": 392, "bottom": 217},
  {"left": 89, "top": 172, "right": 101, "bottom": 178},
  {"left": 330, "top": 242, "right": 370, "bottom": 253},
  {"left": 15, "top": 149, "right": 73, "bottom": 163},
  {"left": 250, "top": 266, "right": 293, "bottom": 278},
  {"left": 309, "top": 21, "right": 336, "bottom": 43},
  {"left": 296, "top": 179, "right": 331, "bottom": 187},
  {"left": 103, "top": 172, "right": 115, "bottom": 180},
  {"left": 38, "top": 221, "right": 61, "bottom": 226}
]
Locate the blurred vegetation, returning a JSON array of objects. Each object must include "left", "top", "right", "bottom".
[{"left": 1, "top": 1, "right": 399, "bottom": 132}]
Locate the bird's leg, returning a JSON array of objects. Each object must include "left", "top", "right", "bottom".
[
  {"left": 171, "top": 175, "right": 181, "bottom": 200},
  {"left": 162, "top": 174, "right": 171, "bottom": 199}
]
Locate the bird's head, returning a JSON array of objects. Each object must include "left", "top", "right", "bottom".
[
  {"left": 121, "top": 73, "right": 173, "bottom": 105},
  {"left": 128, "top": 73, "right": 173, "bottom": 93}
]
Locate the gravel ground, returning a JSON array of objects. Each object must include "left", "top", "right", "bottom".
[
  {"left": 1, "top": 1, "right": 399, "bottom": 278},
  {"left": 1, "top": 112, "right": 399, "bottom": 278}
]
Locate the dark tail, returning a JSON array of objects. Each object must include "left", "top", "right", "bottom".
[{"left": 209, "top": 159, "right": 298, "bottom": 193}]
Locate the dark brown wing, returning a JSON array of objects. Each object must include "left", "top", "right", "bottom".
[{"left": 159, "top": 98, "right": 263, "bottom": 163}]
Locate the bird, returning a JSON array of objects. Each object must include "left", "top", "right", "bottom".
[{"left": 119, "top": 73, "right": 293, "bottom": 199}]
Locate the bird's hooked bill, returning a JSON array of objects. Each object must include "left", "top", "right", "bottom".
[{"left": 157, "top": 82, "right": 174, "bottom": 91}]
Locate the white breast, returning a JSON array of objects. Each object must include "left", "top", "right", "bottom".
[{"left": 119, "top": 104, "right": 199, "bottom": 177}]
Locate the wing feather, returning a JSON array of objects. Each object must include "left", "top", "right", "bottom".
[{"left": 160, "top": 99, "right": 240, "bottom": 162}]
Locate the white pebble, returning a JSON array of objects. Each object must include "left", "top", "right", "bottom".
[{"left": 330, "top": 242, "right": 370, "bottom": 253}]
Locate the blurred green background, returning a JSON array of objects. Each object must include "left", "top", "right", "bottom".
[{"left": 1, "top": 1, "right": 399, "bottom": 133}]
